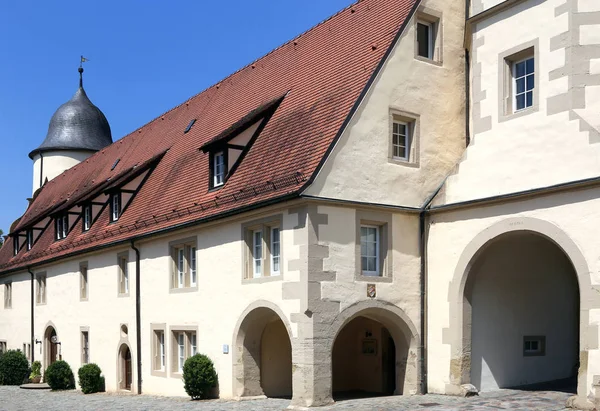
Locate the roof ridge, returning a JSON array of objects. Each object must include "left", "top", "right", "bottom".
[{"left": 116, "top": 0, "right": 363, "bottom": 140}]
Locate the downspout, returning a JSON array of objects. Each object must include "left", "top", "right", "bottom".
[
  {"left": 465, "top": 0, "right": 472, "bottom": 147},
  {"left": 27, "top": 267, "right": 35, "bottom": 362},
  {"left": 130, "top": 240, "right": 142, "bottom": 395},
  {"left": 419, "top": 210, "right": 427, "bottom": 395}
]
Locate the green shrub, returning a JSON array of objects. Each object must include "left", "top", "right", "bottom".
[
  {"left": 30, "top": 361, "right": 42, "bottom": 380},
  {"left": 0, "top": 350, "right": 29, "bottom": 385},
  {"left": 78, "top": 363, "right": 103, "bottom": 394},
  {"left": 45, "top": 360, "right": 75, "bottom": 390},
  {"left": 183, "top": 354, "right": 218, "bottom": 400}
]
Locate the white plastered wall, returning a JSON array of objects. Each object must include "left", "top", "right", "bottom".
[
  {"left": 426, "top": 188, "right": 600, "bottom": 399},
  {"left": 438, "top": 0, "right": 600, "bottom": 206},
  {"left": 305, "top": 0, "right": 466, "bottom": 208}
]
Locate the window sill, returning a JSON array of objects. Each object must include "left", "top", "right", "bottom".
[
  {"left": 169, "top": 286, "right": 198, "bottom": 294},
  {"left": 414, "top": 55, "right": 443, "bottom": 67},
  {"left": 117, "top": 293, "right": 130, "bottom": 298},
  {"left": 80, "top": 297, "right": 88, "bottom": 302},
  {"left": 242, "top": 275, "right": 282, "bottom": 284},
  {"left": 171, "top": 371, "right": 183, "bottom": 380},
  {"left": 388, "top": 157, "right": 420, "bottom": 168},
  {"left": 356, "top": 275, "right": 393, "bottom": 283},
  {"left": 151, "top": 369, "right": 167, "bottom": 378},
  {"left": 36, "top": 302, "right": 47, "bottom": 306},
  {"left": 499, "top": 105, "right": 538, "bottom": 123}
]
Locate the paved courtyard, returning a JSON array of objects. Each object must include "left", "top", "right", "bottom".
[{"left": 0, "top": 386, "right": 573, "bottom": 410}]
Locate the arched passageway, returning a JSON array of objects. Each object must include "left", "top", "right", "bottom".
[
  {"left": 465, "top": 231, "right": 579, "bottom": 392},
  {"left": 233, "top": 305, "right": 293, "bottom": 399},
  {"left": 330, "top": 304, "right": 418, "bottom": 401},
  {"left": 118, "top": 344, "right": 132, "bottom": 391},
  {"left": 44, "top": 326, "right": 58, "bottom": 369}
]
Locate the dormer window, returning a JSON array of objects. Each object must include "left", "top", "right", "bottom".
[
  {"left": 13, "top": 236, "right": 19, "bottom": 256},
  {"left": 111, "top": 193, "right": 121, "bottom": 222},
  {"left": 83, "top": 205, "right": 92, "bottom": 231},
  {"left": 56, "top": 214, "right": 68, "bottom": 240},
  {"left": 212, "top": 151, "right": 226, "bottom": 188},
  {"left": 26, "top": 230, "right": 33, "bottom": 251}
]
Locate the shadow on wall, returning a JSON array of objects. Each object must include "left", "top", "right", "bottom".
[{"left": 467, "top": 232, "right": 579, "bottom": 392}]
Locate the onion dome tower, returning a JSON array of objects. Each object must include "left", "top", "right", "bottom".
[{"left": 29, "top": 66, "right": 113, "bottom": 194}]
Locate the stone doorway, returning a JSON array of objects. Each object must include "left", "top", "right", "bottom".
[
  {"left": 44, "top": 326, "right": 58, "bottom": 369},
  {"left": 118, "top": 344, "right": 132, "bottom": 391}
]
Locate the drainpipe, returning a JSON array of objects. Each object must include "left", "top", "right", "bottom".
[
  {"left": 465, "top": 0, "right": 471, "bottom": 147},
  {"left": 130, "top": 240, "right": 142, "bottom": 395},
  {"left": 419, "top": 211, "right": 427, "bottom": 395},
  {"left": 27, "top": 267, "right": 35, "bottom": 362}
]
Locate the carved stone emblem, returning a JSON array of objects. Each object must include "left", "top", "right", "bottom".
[{"left": 367, "top": 283, "right": 376, "bottom": 298}]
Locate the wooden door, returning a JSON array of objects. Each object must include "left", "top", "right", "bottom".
[{"left": 124, "top": 348, "right": 132, "bottom": 390}]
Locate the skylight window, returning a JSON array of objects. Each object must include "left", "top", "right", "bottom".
[
  {"left": 111, "top": 158, "right": 120, "bottom": 171},
  {"left": 184, "top": 119, "right": 196, "bottom": 134}
]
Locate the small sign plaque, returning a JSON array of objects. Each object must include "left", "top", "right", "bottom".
[{"left": 367, "top": 283, "right": 376, "bottom": 298}]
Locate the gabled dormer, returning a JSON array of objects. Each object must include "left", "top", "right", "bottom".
[{"left": 200, "top": 94, "right": 286, "bottom": 190}]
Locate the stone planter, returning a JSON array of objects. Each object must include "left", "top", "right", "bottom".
[{"left": 31, "top": 375, "right": 41, "bottom": 384}]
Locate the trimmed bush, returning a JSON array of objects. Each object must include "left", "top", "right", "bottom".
[
  {"left": 45, "top": 360, "right": 75, "bottom": 390},
  {"left": 183, "top": 354, "right": 218, "bottom": 400},
  {"left": 0, "top": 349, "right": 29, "bottom": 385},
  {"left": 78, "top": 363, "right": 103, "bottom": 394}
]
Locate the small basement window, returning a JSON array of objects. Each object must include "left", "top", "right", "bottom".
[{"left": 523, "top": 336, "right": 545, "bottom": 356}]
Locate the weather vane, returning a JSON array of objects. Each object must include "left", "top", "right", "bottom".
[{"left": 79, "top": 56, "right": 89, "bottom": 87}]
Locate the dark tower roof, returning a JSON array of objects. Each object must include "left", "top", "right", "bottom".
[{"left": 29, "top": 68, "right": 112, "bottom": 159}]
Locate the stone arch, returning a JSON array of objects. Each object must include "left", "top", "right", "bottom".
[
  {"left": 116, "top": 342, "right": 133, "bottom": 391},
  {"left": 446, "top": 216, "right": 600, "bottom": 401},
  {"left": 232, "top": 300, "right": 294, "bottom": 398},
  {"left": 328, "top": 300, "right": 421, "bottom": 397},
  {"left": 43, "top": 321, "right": 59, "bottom": 370}
]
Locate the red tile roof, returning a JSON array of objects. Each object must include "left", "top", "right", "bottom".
[{"left": 0, "top": 0, "right": 418, "bottom": 273}]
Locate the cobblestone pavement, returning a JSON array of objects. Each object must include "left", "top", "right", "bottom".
[{"left": 0, "top": 386, "right": 573, "bottom": 410}]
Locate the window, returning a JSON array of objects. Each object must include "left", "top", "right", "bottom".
[
  {"left": 417, "top": 21, "right": 434, "bottom": 59},
  {"left": 360, "top": 226, "right": 380, "bottom": 276},
  {"left": 499, "top": 41, "right": 538, "bottom": 121},
  {"left": 118, "top": 254, "right": 129, "bottom": 295},
  {"left": 415, "top": 11, "right": 441, "bottom": 63},
  {"left": 80, "top": 263, "right": 88, "bottom": 301},
  {"left": 111, "top": 193, "right": 121, "bottom": 222},
  {"left": 83, "top": 205, "right": 92, "bottom": 231},
  {"left": 81, "top": 331, "right": 89, "bottom": 364},
  {"left": 513, "top": 57, "right": 534, "bottom": 112},
  {"left": 151, "top": 325, "right": 167, "bottom": 377},
  {"left": 170, "top": 239, "right": 198, "bottom": 291},
  {"left": 26, "top": 230, "right": 33, "bottom": 251},
  {"left": 177, "top": 332, "right": 185, "bottom": 373},
  {"left": 4, "top": 283, "right": 12, "bottom": 309},
  {"left": 170, "top": 329, "right": 197, "bottom": 375},
  {"left": 392, "top": 120, "right": 409, "bottom": 160},
  {"left": 213, "top": 151, "right": 225, "bottom": 187},
  {"left": 252, "top": 230, "right": 262, "bottom": 278},
  {"left": 13, "top": 236, "right": 19, "bottom": 256},
  {"left": 270, "top": 227, "right": 281, "bottom": 276},
  {"left": 55, "top": 214, "right": 68, "bottom": 240},
  {"left": 36, "top": 274, "right": 46, "bottom": 305},
  {"left": 0, "top": 342, "right": 6, "bottom": 355},
  {"left": 523, "top": 336, "right": 545, "bottom": 356},
  {"left": 243, "top": 217, "right": 283, "bottom": 280}
]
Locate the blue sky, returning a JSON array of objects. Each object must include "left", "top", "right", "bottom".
[{"left": 0, "top": 0, "right": 354, "bottom": 235}]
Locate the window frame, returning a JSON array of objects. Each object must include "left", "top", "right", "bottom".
[
  {"left": 150, "top": 324, "right": 167, "bottom": 377},
  {"left": 169, "top": 326, "right": 198, "bottom": 378},
  {"left": 13, "top": 236, "right": 19, "bottom": 256},
  {"left": 360, "top": 225, "right": 380, "bottom": 277},
  {"left": 523, "top": 335, "right": 546, "bottom": 357},
  {"left": 82, "top": 204, "right": 92, "bottom": 232},
  {"left": 36, "top": 273, "right": 47, "bottom": 305},
  {"left": 242, "top": 215, "right": 284, "bottom": 282},
  {"left": 389, "top": 109, "right": 420, "bottom": 167},
  {"left": 498, "top": 40, "right": 539, "bottom": 122},
  {"left": 111, "top": 192, "right": 122, "bottom": 222},
  {"left": 26, "top": 230, "right": 33, "bottom": 251},
  {"left": 55, "top": 214, "right": 69, "bottom": 240},
  {"left": 270, "top": 226, "right": 281, "bottom": 276},
  {"left": 355, "top": 211, "right": 393, "bottom": 282},
  {"left": 169, "top": 237, "right": 198, "bottom": 293},
  {"left": 512, "top": 56, "right": 535, "bottom": 113},
  {"left": 80, "top": 262, "right": 88, "bottom": 301},
  {"left": 4, "top": 282, "right": 12, "bottom": 309},
  {"left": 81, "top": 328, "right": 90, "bottom": 365},
  {"left": 117, "top": 253, "right": 129, "bottom": 297},
  {"left": 414, "top": 8, "right": 442, "bottom": 65},
  {"left": 212, "top": 151, "right": 226, "bottom": 188}
]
